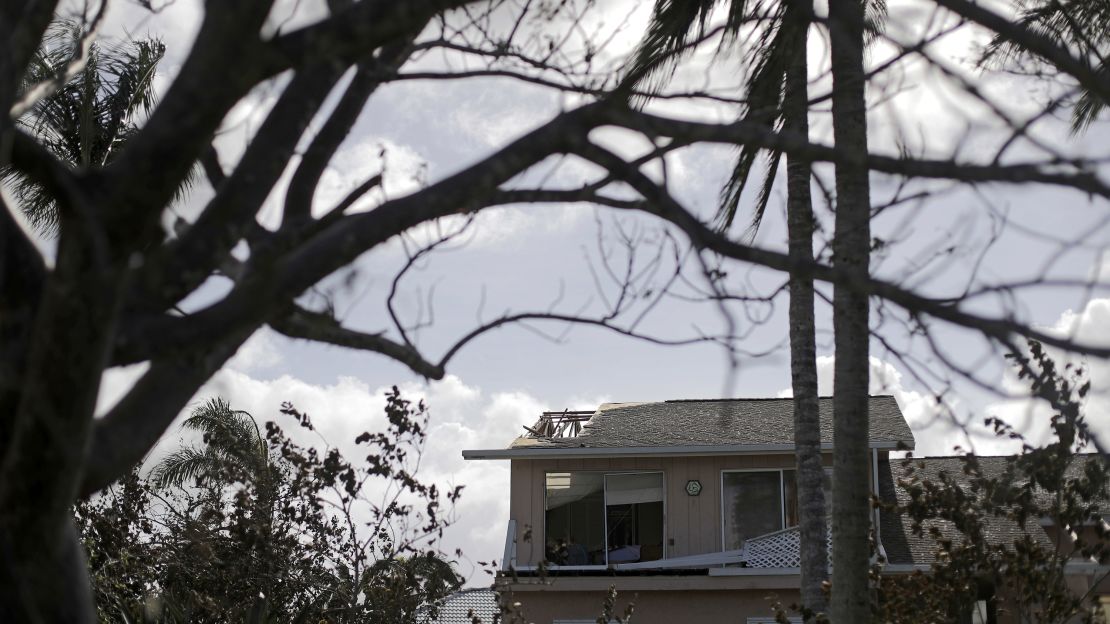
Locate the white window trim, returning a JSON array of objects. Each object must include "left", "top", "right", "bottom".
[{"left": 543, "top": 470, "right": 666, "bottom": 568}]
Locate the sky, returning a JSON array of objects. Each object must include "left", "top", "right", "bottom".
[{"left": 47, "top": 0, "right": 1110, "bottom": 584}]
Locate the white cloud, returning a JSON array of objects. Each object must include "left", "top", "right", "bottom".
[
  {"left": 225, "top": 327, "right": 284, "bottom": 373},
  {"left": 319, "top": 137, "right": 428, "bottom": 212}
]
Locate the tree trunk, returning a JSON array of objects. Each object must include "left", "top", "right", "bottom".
[
  {"left": 0, "top": 517, "right": 95, "bottom": 623},
  {"left": 827, "top": 0, "right": 873, "bottom": 621},
  {"left": 782, "top": 3, "right": 827, "bottom": 619},
  {"left": 0, "top": 216, "right": 121, "bottom": 622}
]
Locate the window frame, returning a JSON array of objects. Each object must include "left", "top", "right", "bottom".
[
  {"left": 719, "top": 468, "right": 790, "bottom": 551},
  {"left": 542, "top": 469, "right": 666, "bottom": 568},
  {"left": 720, "top": 466, "right": 835, "bottom": 552}
]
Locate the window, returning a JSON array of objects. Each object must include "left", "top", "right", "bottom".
[
  {"left": 544, "top": 471, "right": 664, "bottom": 566},
  {"left": 722, "top": 469, "right": 832, "bottom": 550}
]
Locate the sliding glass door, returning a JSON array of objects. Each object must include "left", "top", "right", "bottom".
[
  {"left": 544, "top": 471, "right": 664, "bottom": 565},
  {"left": 604, "top": 473, "right": 664, "bottom": 564}
]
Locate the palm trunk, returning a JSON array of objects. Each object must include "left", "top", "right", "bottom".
[
  {"left": 782, "top": 3, "right": 827, "bottom": 619},
  {"left": 827, "top": 0, "right": 873, "bottom": 621}
]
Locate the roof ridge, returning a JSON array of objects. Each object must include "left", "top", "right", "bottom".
[{"left": 663, "top": 395, "right": 896, "bottom": 403}]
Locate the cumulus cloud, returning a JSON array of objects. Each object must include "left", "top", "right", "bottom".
[{"left": 225, "top": 327, "right": 284, "bottom": 373}]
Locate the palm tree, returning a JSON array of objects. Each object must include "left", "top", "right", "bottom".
[
  {"left": 150, "top": 397, "right": 272, "bottom": 491},
  {"left": 152, "top": 398, "right": 282, "bottom": 619},
  {"left": 981, "top": 0, "right": 1109, "bottom": 132},
  {"left": 623, "top": 1, "right": 828, "bottom": 616},
  {"left": 826, "top": 0, "right": 875, "bottom": 620},
  {"left": 0, "top": 20, "right": 171, "bottom": 233}
]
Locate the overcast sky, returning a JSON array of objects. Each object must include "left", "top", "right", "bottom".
[{"left": 65, "top": 0, "right": 1110, "bottom": 584}]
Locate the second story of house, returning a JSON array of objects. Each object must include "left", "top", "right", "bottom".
[{"left": 463, "top": 396, "right": 915, "bottom": 570}]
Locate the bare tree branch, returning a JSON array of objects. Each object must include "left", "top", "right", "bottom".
[{"left": 270, "top": 305, "right": 444, "bottom": 379}]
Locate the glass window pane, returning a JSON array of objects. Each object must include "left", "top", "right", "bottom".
[
  {"left": 545, "top": 472, "right": 604, "bottom": 565},
  {"left": 605, "top": 473, "right": 664, "bottom": 563},
  {"left": 605, "top": 472, "right": 664, "bottom": 505},
  {"left": 723, "top": 471, "right": 784, "bottom": 550},
  {"left": 783, "top": 469, "right": 833, "bottom": 527}
]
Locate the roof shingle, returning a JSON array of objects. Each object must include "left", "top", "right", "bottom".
[
  {"left": 419, "top": 588, "right": 498, "bottom": 624},
  {"left": 877, "top": 456, "right": 1075, "bottom": 565},
  {"left": 510, "top": 396, "right": 913, "bottom": 450}
]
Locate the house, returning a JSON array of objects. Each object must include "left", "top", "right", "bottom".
[{"left": 462, "top": 397, "right": 1110, "bottom": 624}]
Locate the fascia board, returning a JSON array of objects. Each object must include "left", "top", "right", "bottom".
[{"left": 463, "top": 440, "right": 908, "bottom": 460}]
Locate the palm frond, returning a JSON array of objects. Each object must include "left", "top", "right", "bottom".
[
  {"left": 98, "top": 37, "right": 164, "bottom": 165},
  {"left": 150, "top": 447, "right": 216, "bottom": 489},
  {"left": 717, "top": 10, "right": 795, "bottom": 232},
  {"left": 175, "top": 397, "right": 272, "bottom": 484},
  {"left": 1072, "top": 81, "right": 1106, "bottom": 132},
  {"left": 621, "top": 0, "right": 733, "bottom": 92},
  {"left": 740, "top": 148, "right": 783, "bottom": 240},
  {"left": 3, "top": 20, "right": 171, "bottom": 235},
  {"left": 980, "top": 0, "right": 1110, "bottom": 133},
  {"left": 864, "top": 0, "right": 888, "bottom": 46}
]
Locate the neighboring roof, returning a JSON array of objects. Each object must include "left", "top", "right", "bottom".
[
  {"left": 878, "top": 456, "right": 1071, "bottom": 566},
  {"left": 419, "top": 588, "right": 498, "bottom": 624},
  {"left": 466, "top": 396, "right": 913, "bottom": 459}
]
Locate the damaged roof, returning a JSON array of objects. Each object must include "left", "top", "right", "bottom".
[{"left": 510, "top": 396, "right": 913, "bottom": 451}]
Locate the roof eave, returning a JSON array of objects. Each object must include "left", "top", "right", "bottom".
[{"left": 462, "top": 440, "right": 910, "bottom": 460}]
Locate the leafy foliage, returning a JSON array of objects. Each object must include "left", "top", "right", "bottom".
[
  {"left": 75, "top": 388, "right": 463, "bottom": 623},
  {"left": 874, "top": 341, "right": 1110, "bottom": 624}
]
